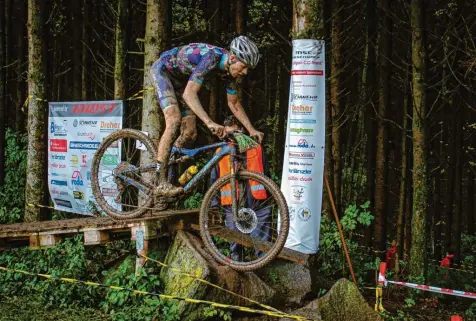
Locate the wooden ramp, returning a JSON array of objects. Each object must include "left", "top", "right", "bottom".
[{"left": 0, "top": 209, "right": 308, "bottom": 266}]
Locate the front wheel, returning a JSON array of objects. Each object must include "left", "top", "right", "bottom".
[{"left": 199, "top": 170, "right": 289, "bottom": 271}]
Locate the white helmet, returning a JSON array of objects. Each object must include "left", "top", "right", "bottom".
[{"left": 230, "top": 36, "right": 260, "bottom": 69}]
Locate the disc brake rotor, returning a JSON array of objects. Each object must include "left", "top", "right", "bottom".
[{"left": 235, "top": 208, "right": 258, "bottom": 234}]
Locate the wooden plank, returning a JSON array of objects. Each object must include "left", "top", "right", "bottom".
[
  {"left": 83, "top": 230, "right": 110, "bottom": 246},
  {"left": 190, "top": 224, "right": 308, "bottom": 265},
  {"left": 131, "top": 222, "right": 158, "bottom": 241}
]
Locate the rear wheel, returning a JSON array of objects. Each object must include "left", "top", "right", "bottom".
[
  {"left": 91, "top": 129, "right": 158, "bottom": 220},
  {"left": 199, "top": 170, "right": 289, "bottom": 271}
]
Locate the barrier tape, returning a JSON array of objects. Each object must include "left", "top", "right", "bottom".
[
  {"left": 0, "top": 265, "right": 316, "bottom": 320},
  {"left": 139, "top": 253, "right": 285, "bottom": 315},
  {"left": 26, "top": 203, "right": 56, "bottom": 210}
]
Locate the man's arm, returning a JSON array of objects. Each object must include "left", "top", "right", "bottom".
[
  {"left": 227, "top": 93, "right": 264, "bottom": 143},
  {"left": 183, "top": 81, "right": 212, "bottom": 125}
]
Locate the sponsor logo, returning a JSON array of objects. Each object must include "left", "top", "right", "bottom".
[
  {"left": 52, "top": 163, "right": 66, "bottom": 169},
  {"left": 86, "top": 171, "right": 91, "bottom": 180},
  {"left": 69, "top": 141, "right": 100, "bottom": 150},
  {"left": 289, "top": 152, "right": 315, "bottom": 159},
  {"left": 289, "top": 139, "right": 315, "bottom": 149},
  {"left": 298, "top": 207, "right": 311, "bottom": 222},
  {"left": 72, "top": 103, "right": 119, "bottom": 114},
  {"left": 100, "top": 121, "right": 121, "bottom": 132},
  {"left": 71, "top": 171, "right": 84, "bottom": 186},
  {"left": 288, "top": 175, "right": 313, "bottom": 182},
  {"left": 50, "top": 121, "right": 68, "bottom": 136},
  {"left": 290, "top": 127, "right": 314, "bottom": 135},
  {"left": 51, "top": 154, "right": 66, "bottom": 160},
  {"left": 291, "top": 94, "right": 318, "bottom": 102},
  {"left": 51, "top": 179, "right": 67, "bottom": 186},
  {"left": 289, "top": 206, "right": 296, "bottom": 220},
  {"left": 102, "top": 154, "right": 118, "bottom": 166},
  {"left": 52, "top": 105, "right": 68, "bottom": 112},
  {"left": 71, "top": 155, "right": 79, "bottom": 166},
  {"left": 102, "top": 188, "right": 118, "bottom": 197},
  {"left": 292, "top": 80, "right": 317, "bottom": 88},
  {"left": 73, "top": 119, "right": 98, "bottom": 127},
  {"left": 291, "top": 105, "right": 313, "bottom": 116},
  {"left": 290, "top": 119, "right": 316, "bottom": 124},
  {"left": 102, "top": 175, "right": 114, "bottom": 184},
  {"left": 51, "top": 187, "right": 68, "bottom": 196},
  {"left": 291, "top": 185, "right": 307, "bottom": 204},
  {"left": 51, "top": 172, "right": 67, "bottom": 178},
  {"left": 289, "top": 168, "right": 312, "bottom": 175},
  {"left": 54, "top": 198, "right": 73, "bottom": 208},
  {"left": 289, "top": 161, "right": 313, "bottom": 166},
  {"left": 73, "top": 191, "right": 84, "bottom": 200},
  {"left": 80, "top": 154, "right": 88, "bottom": 168},
  {"left": 50, "top": 139, "right": 68, "bottom": 152},
  {"left": 77, "top": 132, "right": 96, "bottom": 140}
]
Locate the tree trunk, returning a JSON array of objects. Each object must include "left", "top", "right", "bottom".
[
  {"left": 15, "top": 0, "right": 27, "bottom": 131},
  {"left": 330, "top": 0, "right": 342, "bottom": 213},
  {"left": 444, "top": 107, "right": 456, "bottom": 253},
  {"left": 374, "top": 0, "right": 391, "bottom": 254},
  {"left": 114, "top": 0, "right": 129, "bottom": 101},
  {"left": 206, "top": 0, "right": 220, "bottom": 126},
  {"left": 451, "top": 109, "right": 462, "bottom": 261},
  {"left": 0, "top": 0, "right": 6, "bottom": 185},
  {"left": 142, "top": 0, "right": 168, "bottom": 143},
  {"left": 467, "top": 167, "right": 475, "bottom": 236},
  {"left": 409, "top": 0, "right": 427, "bottom": 278},
  {"left": 72, "top": 0, "right": 82, "bottom": 100},
  {"left": 24, "top": 0, "right": 47, "bottom": 222},
  {"left": 81, "top": 0, "right": 89, "bottom": 100},
  {"left": 235, "top": 0, "right": 245, "bottom": 35}
]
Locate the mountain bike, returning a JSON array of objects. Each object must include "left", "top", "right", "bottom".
[{"left": 91, "top": 128, "right": 289, "bottom": 270}]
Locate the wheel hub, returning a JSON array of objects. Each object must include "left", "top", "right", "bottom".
[{"left": 235, "top": 208, "right": 258, "bottom": 234}]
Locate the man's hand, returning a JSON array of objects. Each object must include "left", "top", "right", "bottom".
[
  {"left": 208, "top": 122, "right": 226, "bottom": 138},
  {"left": 249, "top": 129, "right": 264, "bottom": 144}
]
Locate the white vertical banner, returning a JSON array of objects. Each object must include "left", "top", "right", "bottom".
[
  {"left": 48, "top": 101, "right": 123, "bottom": 215},
  {"left": 280, "top": 39, "right": 325, "bottom": 254}
]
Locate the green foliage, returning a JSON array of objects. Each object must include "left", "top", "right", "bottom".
[
  {"left": 0, "top": 129, "right": 28, "bottom": 224},
  {"left": 202, "top": 306, "right": 232, "bottom": 321},
  {"left": 183, "top": 192, "right": 204, "bottom": 209}
]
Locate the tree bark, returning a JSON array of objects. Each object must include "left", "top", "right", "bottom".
[
  {"left": 451, "top": 109, "right": 462, "bottom": 261},
  {"left": 444, "top": 107, "right": 457, "bottom": 253},
  {"left": 374, "top": 0, "right": 391, "bottom": 254},
  {"left": 467, "top": 167, "right": 475, "bottom": 236},
  {"left": 114, "top": 0, "right": 129, "bottom": 101},
  {"left": 409, "top": 0, "right": 428, "bottom": 278},
  {"left": 15, "top": 0, "right": 27, "bottom": 131},
  {"left": 24, "top": 0, "right": 47, "bottom": 222},
  {"left": 72, "top": 0, "right": 82, "bottom": 100},
  {"left": 235, "top": 0, "right": 245, "bottom": 35},
  {"left": 142, "top": 0, "right": 168, "bottom": 144},
  {"left": 0, "top": 0, "right": 6, "bottom": 185},
  {"left": 81, "top": 0, "right": 89, "bottom": 100}
]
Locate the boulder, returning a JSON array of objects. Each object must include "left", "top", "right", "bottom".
[
  {"left": 280, "top": 278, "right": 382, "bottom": 321},
  {"left": 257, "top": 259, "right": 312, "bottom": 306},
  {"left": 160, "top": 231, "right": 276, "bottom": 321}
]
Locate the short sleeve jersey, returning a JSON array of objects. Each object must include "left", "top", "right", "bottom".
[{"left": 160, "top": 43, "right": 238, "bottom": 95}]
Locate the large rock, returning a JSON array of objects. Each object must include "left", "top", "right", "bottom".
[
  {"left": 160, "top": 231, "right": 276, "bottom": 321},
  {"left": 280, "top": 279, "right": 382, "bottom": 321},
  {"left": 257, "top": 260, "right": 312, "bottom": 306}
]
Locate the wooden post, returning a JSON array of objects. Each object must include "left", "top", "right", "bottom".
[{"left": 131, "top": 222, "right": 158, "bottom": 273}]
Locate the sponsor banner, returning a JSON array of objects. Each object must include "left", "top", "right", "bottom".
[
  {"left": 48, "top": 100, "right": 123, "bottom": 215},
  {"left": 280, "top": 39, "right": 325, "bottom": 254}
]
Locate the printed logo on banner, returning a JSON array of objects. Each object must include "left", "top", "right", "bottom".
[
  {"left": 51, "top": 154, "right": 66, "bottom": 161},
  {"left": 290, "top": 127, "right": 314, "bottom": 135},
  {"left": 72, "top": 103, "right": 119, "bottom": 115},
  {"left": 290, "top": 119, "right": 316, "bottom": 124},
  {"left": 289, "top": 168, "right": 312, "bottom": 175},
  {"left": 54, "top": 198, "right": 73, "bottom": 208},
  {"left": 73, "top": 119, "right": 98, "bottom": 127},
  {"left": 50, "top": 139, "right": 68, "bottom": 152},
  {"left": 100, "top": 121, "right": 121, "bottom": 133},
  {"left": 292, "top": 80, "right": 317, "bottom": 89},
  {"left": 289, "top": 151, "right": 315, "bottom": 159},
  {"left": 288, "top": 175, "right": 313, "bottom": 182},
  {"left": 52, "top": 162, "right": 66, "bottom": 169},
  {"left": 51, "top": 187, "right": 68, "bottom": 196},
  {"left": 51, "top": 172, "right": 67, "bottom": 178},
  {"left": 71, "top": 155, "right": 79, "bottom": 167},
  {"left": 297, "top": 207, "right": 312, "bottom": 222},
  {"left": 81, "top": 154, "right": 88, "bottom": 168},
  {"left": 51, "top": 180, "right": 68, "bottom": 186},
  {"left": 289, "top": 139, "right": 315, "bottom": 149},
  {"left": 102, "top": 154, "right": 118, "bottom": 166},
  {"left": 102, "top": 175, "right": 115, "bottom": 184},
  {"left": 50, "top": 120, "right": 68, "bottom": 136},
  {"left": 291, "top": 94, "right": 318, "bottom": 102},
  {"left": 71, "top": 171, "right": 84, "bottom": 186},
  {"left": 73, "top": 191, "right": 84, "bottom": 200},
  {"left": 102, "top": 188, "right": 118, "bottom": 197},
  {"left": 291, "top": 185, "right": 307, "bottom": 204},
  {"left": 291, "top": 105, "right": 313, "bottom": 116},
  {"left": 69, "top": 141, "right": 100, "bottom": 150},
  {"left": 289, "top": 206, "right": 296, "bottom": 221},
  {"left": 294, "top": 44, "right": 323, "bottom": 58},
  {"left": 289, "top": 161, "right": 312, "bottom": 167},
  {"left": 52, "top": 105, "right": 68, "bottom": 113},
  {"left": 77, "top": 132, "right": 96, "bottom": 140}
]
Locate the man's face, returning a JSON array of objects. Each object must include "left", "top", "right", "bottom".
[{"left": 229, "top": 59, "right": 249, "bottom": 79}]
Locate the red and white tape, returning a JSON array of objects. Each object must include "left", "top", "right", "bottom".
[{"left": 378, "top": 262, "right": 476, "bottom": 300}]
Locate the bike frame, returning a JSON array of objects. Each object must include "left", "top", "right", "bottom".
[{"left": 118, "top": 140, "right": 240, "bottom": 219}]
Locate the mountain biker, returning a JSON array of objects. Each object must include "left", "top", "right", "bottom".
[{"left": 150, "top": 36, "right": 264, "bottom": 197}]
